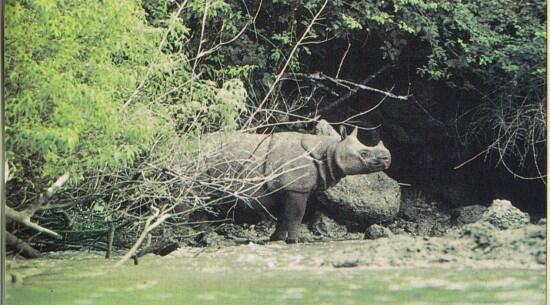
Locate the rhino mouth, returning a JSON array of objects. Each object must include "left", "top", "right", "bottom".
[
  {"left": 358, "top": 154, "right": 391, "bottom": 173},
  {"left": 363, "top": 160, "right": 388, "bottom": 173},
  {"left": 374, "top": 163, "right": 387, "bottom": 172}
]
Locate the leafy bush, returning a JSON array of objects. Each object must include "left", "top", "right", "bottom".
[
  {"left": 5, "top": 0, "right": 250, "bottom": 187},
  {"left": 5, "top": 0, "right": 163, "bottom": 184}
]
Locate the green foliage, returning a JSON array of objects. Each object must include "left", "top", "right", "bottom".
[
  {"left": 387, "top": 0, "right": 546, "bottom": 84},
  {"left": 6, "top": 0, "right": 545, "bottom": 189},
  {"left": 5, "top": 0, "right": 254, "bottom": 189},
  {"left": 142, "top": 0, "right": 170, "bottom": 26},
  {"left": 341, "top": 14, "right": 363, "bottom": 30},
  {"left": 5, "top": 0, "right": 165, "bottom": 184}
]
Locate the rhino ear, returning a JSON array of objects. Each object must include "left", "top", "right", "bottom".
[
  {"left": 339, "top": 125, "right": 347, "bottom": 140},
  {"left": 349, "top": 127, "right": 358, "bottom": 138}
]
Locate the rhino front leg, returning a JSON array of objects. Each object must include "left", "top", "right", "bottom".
[{"left": 282, "top": 191, "right": 309, "bottom": 244}]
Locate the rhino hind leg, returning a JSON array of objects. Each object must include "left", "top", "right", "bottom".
[
  {"left": 269, "top": 215, "right": 287, "bottom": 241},
  {"left": 270, "top": 199, "right": 287, "bottom": 241},
  {"left": 277, "top": 191, "right": 309, "bottom": 244}
]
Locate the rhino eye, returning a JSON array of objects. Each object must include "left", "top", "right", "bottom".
[{"left": 360, "top": 150, "right": 371, "bottom": 158}]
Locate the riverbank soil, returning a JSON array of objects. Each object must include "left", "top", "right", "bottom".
[{"left": 6, "top": 198, "right": 546, "bottom": 305}]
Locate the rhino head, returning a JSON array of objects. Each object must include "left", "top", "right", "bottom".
[{"left": 335, "top": 127, "right": 391, "bottom": 175}]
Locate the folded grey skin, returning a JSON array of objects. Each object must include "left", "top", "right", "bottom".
[{"left": 198, "top": 127, "right": 391, "bottom": 243}]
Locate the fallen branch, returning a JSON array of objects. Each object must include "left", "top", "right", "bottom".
[
  {"left": 6, "top": 207, "right": 62, "bottom": 240},
  {"left": 292, "top": 71, "right": 408, "bottom": 100},
  {"left": 115, "top": 206, "right": 171, "bottom": 267},
  {"left": 304, "top": 63, "right": 394, "bottom": 116},
  {"left": 6, "top": 231, "right": 42, "bottom": 258},
  {"left": 5, "top": 165, "right": 69, "bottom": 240}
]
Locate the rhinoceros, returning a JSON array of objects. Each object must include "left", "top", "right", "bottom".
[{"left": 198, "top": 127, "right": 391, "bottom": 243}]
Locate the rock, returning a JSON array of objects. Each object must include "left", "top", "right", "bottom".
[
  {"left": 451, "top": 205, "right": 488, "bottom": 225},
  {"left": 194, "top": 231, "right": 235, "bottom": 247},
  {"left": 317, "top": 172, "right": 401, "bottom": 231},
  {"left": 459, "top": 222, "right": 500, "bottom": 249},
  {"left": 535, "top": 250, "right": 546, "bottom": 265},
  {"left": 364, "top": 224, "right": 392, "bottom": 239},
  {"left": 481, "top": 199, "right": 529, "bottom": 230},
  {"left": 389, "top": 193, "right": 451, "bottom": 236},
  {"left": 332, "top": 258, "right": 359, "bottom": 268}
]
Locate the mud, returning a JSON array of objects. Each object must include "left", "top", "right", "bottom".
[
  {"left": 6, "top": 249, "right": 545, "bottom": 305},
  {"left": 6, "top": 199, "right": 546, "bottom": 305},
  {"left": 194, "top": 221, "right": 545, "bottom": 269},
  {"left": 6, "top": 191, "right": 547, "bottom": 305},
  {"left": 189, "top": 198, "right": 546, "bottom": 270},
  {"left": 195, "top": 216, "right": 364, "bottom": 247}
]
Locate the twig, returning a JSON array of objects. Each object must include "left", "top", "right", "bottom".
[
  {"left": 105, "top": 223, "right": 115, "bottom": 259},
  {"left": 245, "top": 0, "right": 329, "bottom": 127},
  {"left": 335, "top": 41, "right": 351, "bottom": 78},
  {"left": 191, "top": 1, "right": 211, "bottom": 76},
  {"left": 292, "top": 72, "right": 409, "bottom": 100},
  {"left": 124, "top": 0, "right": 189, "bottom": 107},
  {"left": 307, "top": 63, "right": 393, "bottom": 116},
  {"left": 115, "top": 206, "right": 171, "bottom": 267},
  {"left": 332, "top": 89, "right": 392, "bottom": 125},
  {"left": 453, "top": 146, "right": 492, "bottom": 170}
]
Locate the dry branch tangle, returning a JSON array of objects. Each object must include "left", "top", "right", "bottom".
[{"left": 5, "top": 162, "right": 69, "bottom": 240}]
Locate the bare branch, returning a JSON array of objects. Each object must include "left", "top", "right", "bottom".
[
  {"left": 6, "top": 206, "right": 62, "bottom": 239},
  {"left": 115, "top": 206, "right": 171, "bottom": 267},
  {"left": 245, "top": 0, "right": 329, "bottom": 127},
  {"left": 335, "top": 41, "right": 351, "bottom": 78},
  {"left": 332, "top": 92, "right": 391, "bottom": 125},
  {"left": 291, "top": 72, "right": 409, "bottom": 100},
  {"left": 124, "top": 0, "right": 189, "bottom": 107},
  {"left": 306, "top": 63, "right": 393, "bottom": 116},
  {"left": 5, "top": 172, "right": 70, "bottom": 240}
]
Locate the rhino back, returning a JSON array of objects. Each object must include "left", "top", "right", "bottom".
[{"left": 201, "top": 132, "right": 272, "bottom": 180}]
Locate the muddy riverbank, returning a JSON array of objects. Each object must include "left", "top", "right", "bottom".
[
  {"left": 6, "top": 198, "right": 546, "bottom": 305},
  {"left": 6, "top": 230, "right": 546, "bottom": 305}
]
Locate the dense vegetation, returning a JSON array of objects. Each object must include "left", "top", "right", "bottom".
[{"left": 5, "top": 0, "right": 546, "bottom": 257}]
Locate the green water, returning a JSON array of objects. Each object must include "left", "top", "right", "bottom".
[{"left": 6, "top": 253, "right": 546, "bottom": 305}]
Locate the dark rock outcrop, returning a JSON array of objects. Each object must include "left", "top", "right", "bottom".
[
  {"left": 480, "top": 199, "right": 530, "bottom": 230},
  {"left": 317, "top": 172, "right": 400, "bottom": 231},
  {"left": 451, "top": 205, "right": 488, "bottom": 225},
  {"left": 364, "top": 224, "right": 393, "bottom": 239}
]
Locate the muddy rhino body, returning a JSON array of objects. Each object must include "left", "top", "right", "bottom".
[{"left": 200, "top": 128, "right": 391, "bottom": 243}]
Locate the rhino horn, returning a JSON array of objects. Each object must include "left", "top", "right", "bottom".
[
  {"left": 376, "top": 140, "right": 385, "bottom": 148},
  {"left": 349, "top": 127, "right": 358, "bottom": 138}
]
